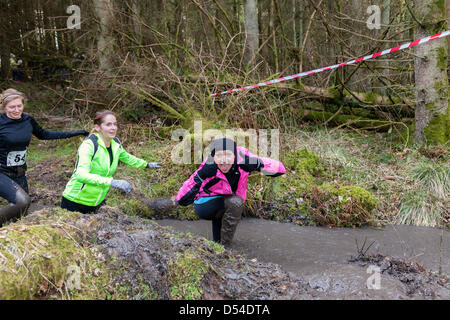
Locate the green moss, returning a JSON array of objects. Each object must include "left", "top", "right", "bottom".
[
  {"left": 248, "top": 146, "right": 379, "bottom": 227},
  {"left": 119, "top": 198, "right": 152, "bottom": 217},
  {"left": 436, "top": 47, "right": 448, "bottom": 72},
  {"left": 305, "top": 184, "right": 377, "bottom": 227},
  {"left": 168, "top": 250, "right": 208, "bottom": 300},
  {"left": 434, "top": 0, "right": 445, "bottom": 14},
  {"left": 432, "top": 81, "right": 448, "bottom": 97},
  {"left": 363, "top": 91, "right": 378, "bottom": 104},
  {"left": 284, "top": 148, "right": 325, "bottom": 178},
  {"left": 0, "top": 209, "right": 127, "bottom": 300},
  {"left": 319, "top": 184, "right": 378, "bottom": 212},
  {"left": 419, "top": 0, "right": 447, "bottom": 33},
  {"left": 424, "top": 111, "right": 448, "bottom": 145},
  {"left": 328, "top": 86, "right": 343, "bottom": 100},
  {"left": 279, "top": 148, "right": 325, "bottom": 198}
]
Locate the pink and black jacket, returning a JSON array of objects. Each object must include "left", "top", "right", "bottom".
[{"left": 176, "top": 145, "right": 286, "bottom": 206}]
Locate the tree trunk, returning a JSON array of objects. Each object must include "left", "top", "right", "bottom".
[
  {"left": 0, "top": 0, "right": 11, "bottom": 80},
  {"left": 379, "top": 0, "right": 391, "bottom": 95},
  {"left": 244, "top": 0, "right": 259, "bottom": 67},
  {"left": 269, "top": 0, "right": 279, "bottom": 73},
  {"left": 413, "top": 0, "right": 449, "bottom": 145},
  {"left": 0, "top": 37, "right": 10, "bottom": 80},
  {"left": 93, "top": 0, "right": 114, "bottom": 73},
  {"left": 132, "top": 1, "right": 142, "bottom": 44},
  {"left": 447, "top": 0, "right": 450, "bottom": 60}
]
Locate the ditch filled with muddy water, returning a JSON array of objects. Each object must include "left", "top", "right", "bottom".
[{"left": 158, "top": 218, "right": 449, "bottom": 299}]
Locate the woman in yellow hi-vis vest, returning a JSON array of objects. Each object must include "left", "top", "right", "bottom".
[{"left": 61, "top": 110, "right": 161, "bottom": 214}]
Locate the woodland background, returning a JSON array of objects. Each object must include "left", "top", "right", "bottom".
[{"left": 0, "top": 0, "right": 449, "bottom": 145}]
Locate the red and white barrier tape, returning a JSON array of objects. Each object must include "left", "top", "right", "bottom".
[{"left": 210, "top": 30, "right": 450, "bottom": 98}]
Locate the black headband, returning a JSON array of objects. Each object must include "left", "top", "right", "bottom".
[{"left": 1, "top": 94, "right": 21, "bottom": 105}]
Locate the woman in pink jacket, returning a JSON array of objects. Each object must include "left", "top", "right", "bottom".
[{"left": 176, "top": 138, "right": 285, "bottom": 247}]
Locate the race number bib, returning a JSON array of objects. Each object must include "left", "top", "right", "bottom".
[{"left": 6, "top": 149, "right": 27, "bottom": 167}]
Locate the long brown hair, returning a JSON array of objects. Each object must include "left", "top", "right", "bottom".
[{"left": 90, "top": 110, "right": 117, "bottom": 135}]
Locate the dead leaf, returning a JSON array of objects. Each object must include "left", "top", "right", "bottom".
[
  {"left": 18, "top": 225, "right": 29, "bottom": 232},
  {"left": 41, "top": 253, "right": 52, "bottom": 259},
  {"left": 56, "top": 279, "right": 64, "bottom": 288}
]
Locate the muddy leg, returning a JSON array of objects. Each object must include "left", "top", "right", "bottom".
[
  {"left": 0, "top": 187, "right": 31, "bottom": 227},
  {"left": 193, "top": 197, "right": 226, "bottom": 243},
  {"left": 220, "top": 196, "right": 244, "bottom": 247},
  {"left": 212, "top": 208, "right": 226, "bottom": 243}
]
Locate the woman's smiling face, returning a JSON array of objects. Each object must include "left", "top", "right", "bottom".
[{"left": 3, "top": 98, "right": 24, "bottom": 120}]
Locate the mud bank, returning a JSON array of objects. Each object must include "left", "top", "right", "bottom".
[{"left": 0, "top": 207, "right": 311, "bottom": 299}]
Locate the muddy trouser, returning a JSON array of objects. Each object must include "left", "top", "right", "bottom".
[
  {"left": 194, "top": 195, "right": 243, "bottom": 246},
  {"left": 0, "top": 171, "right": 31, "bottom": 227},
  {"left": 61, "top": 196, "right": 106, "bottom": 214}
]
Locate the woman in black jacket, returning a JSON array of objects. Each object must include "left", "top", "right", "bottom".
[{"left": 0, "top": 88, "right": 88, "bottom": 226}]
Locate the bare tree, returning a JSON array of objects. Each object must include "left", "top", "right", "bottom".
[
  {"left": 413, "top": 0, "right": 449, "bottom": 145},
  {"left": 447, "top": 0, "right": 450, "bottom": 57},
  {"left": 93, "top": 0, "right": 115, "bottom": 72},
  {"left": 244, "top": 0, "right": 259, "bottom": 67}
]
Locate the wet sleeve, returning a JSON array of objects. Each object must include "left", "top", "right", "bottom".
[
  {"left": 258, "top": 156, "right": 286, "bottom": 177},
  {"left": 30, "top": 116, "right": 87, "bottom": 140},
  {"left": 238, "top": 148, "right": 285, "bottom": 177},
  {"left": 73, "top": 140, "right": 113, "bottom": 186},
  {"left": 176, "top": 171, "right": 204, "bottom": 206}
]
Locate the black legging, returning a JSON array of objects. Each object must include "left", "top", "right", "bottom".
[
  {"left": 60, "top": 196, "right": 105, "bottom": 214},
  {"left": 0, "top": 172, "right": 31, "bottom": 227},
  {"left": 194, "top": 197, "right": 225, "bottom": 243}
]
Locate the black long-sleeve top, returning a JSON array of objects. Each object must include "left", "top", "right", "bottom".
[{"left": 0, "top": 113, "right": 86, "bottom": 174}]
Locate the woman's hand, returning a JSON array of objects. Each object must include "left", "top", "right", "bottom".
[
  {"left": 197, "top": 161, "right": 218, "bottom": 179},
  {"left": 146, "top": 162, "right": 162, "bottom": 169},
  {"left": 238, "top": 150, "right": 263, "bottom": 172}
]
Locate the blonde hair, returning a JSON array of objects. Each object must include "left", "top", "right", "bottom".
[{"left": 0, "top": 88, "right": 27, "bottom": 109}]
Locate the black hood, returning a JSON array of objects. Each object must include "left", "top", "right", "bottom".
[{"left": 207, "top": 138, "right": 238, "bottom": 165}]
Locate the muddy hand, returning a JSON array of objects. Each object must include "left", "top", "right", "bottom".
[{"left": 146, "top": 196, "right": 178, "bottom": 213}]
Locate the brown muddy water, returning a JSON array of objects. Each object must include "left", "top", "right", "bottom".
[
  {"left": 157, "top": 218, "right": 449, "bottom": 275},
  {"left": 158, "top": 218, "right": 450, "bottom": 299}
]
